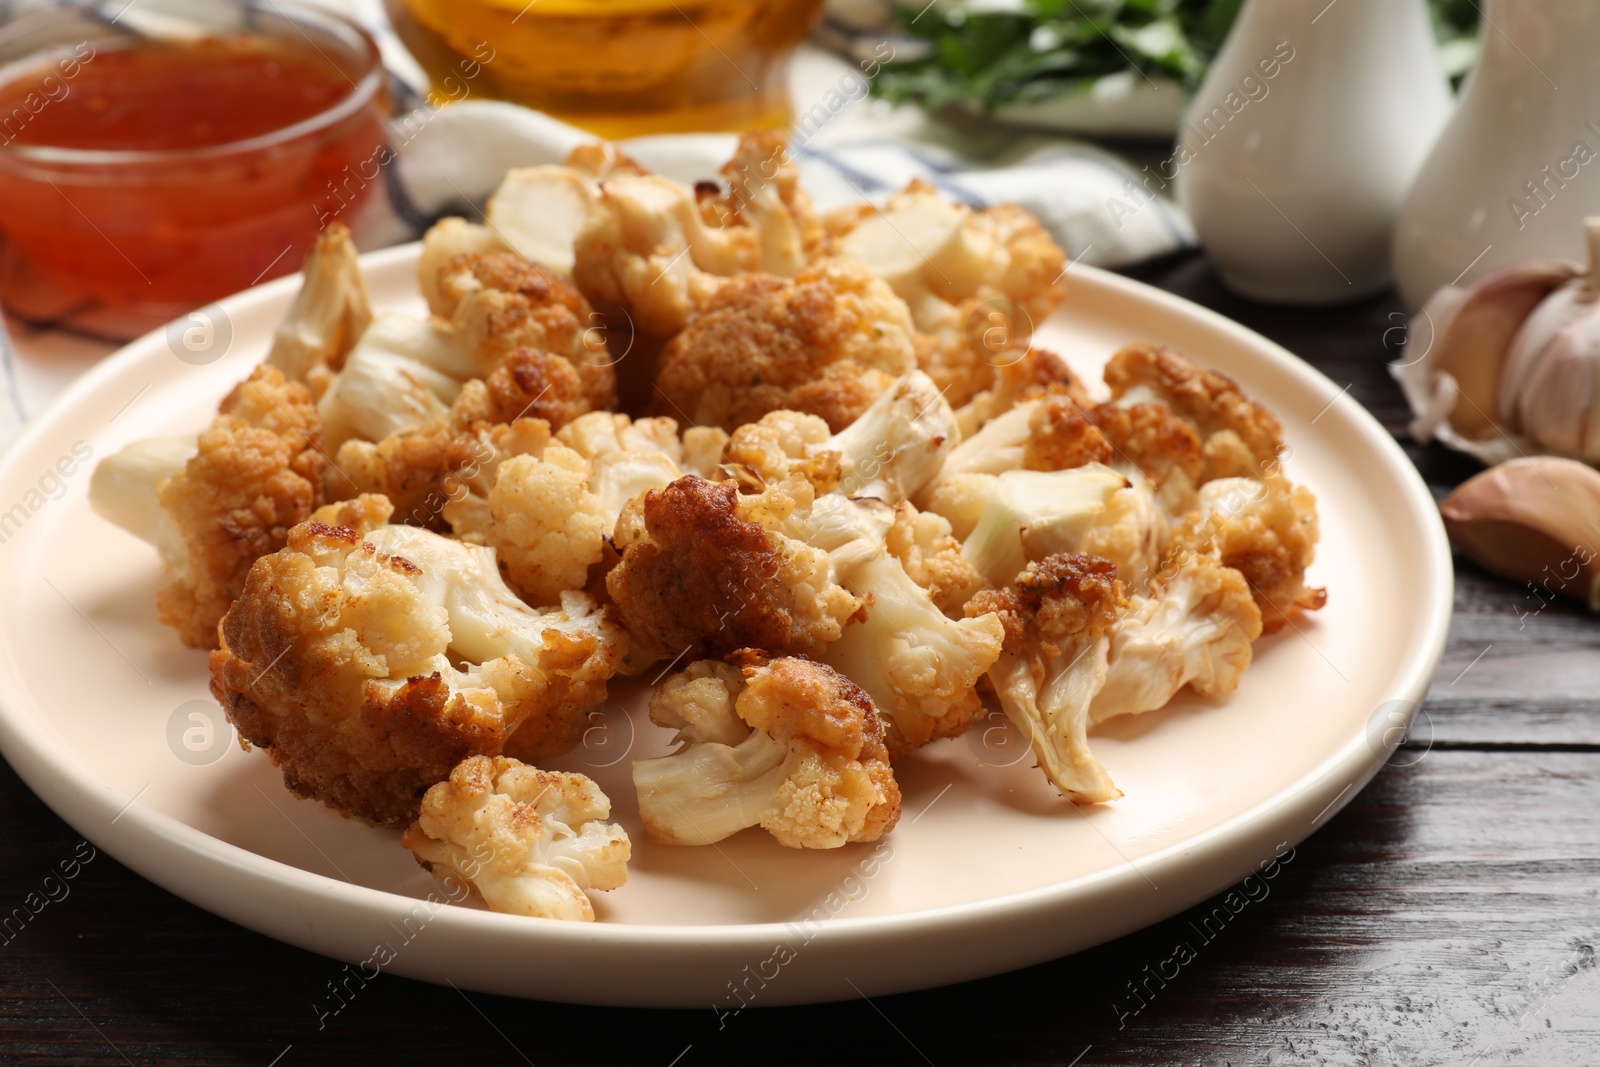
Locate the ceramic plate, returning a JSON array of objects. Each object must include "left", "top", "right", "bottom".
[{"left": 0, "top": 245, "right": 1452, "bottom": 1007}]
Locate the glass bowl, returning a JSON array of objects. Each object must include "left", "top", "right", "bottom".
[{"left": 0, "top": 0, "right": 388, "bottom": 337}]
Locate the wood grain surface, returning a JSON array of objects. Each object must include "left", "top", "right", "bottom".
[{"left": 2, "top": 252, "right": 1595, "bottom": 1067}]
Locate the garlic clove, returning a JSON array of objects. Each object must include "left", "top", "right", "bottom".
[
  {"left": 1439, "top": 456, "right": 1600, "bottom": 611},
  {"left": 1422, "top": 258, "right": 1579, "bottom": 439}
]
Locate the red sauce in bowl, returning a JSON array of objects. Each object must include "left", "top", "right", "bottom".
[{"left": 0, "top": 28, "right": 387, "bottom": 315}]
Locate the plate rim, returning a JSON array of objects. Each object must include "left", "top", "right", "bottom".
[{"left": 0, "top": 244, "right": 1454, "bottom": 1000}]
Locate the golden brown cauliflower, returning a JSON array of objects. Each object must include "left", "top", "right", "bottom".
[
  {"left": 210, "top": 498, "right": 627, "bottom": 826},
  {"left": 435, "top": 410, "right": 691, "bottom": 605},
  {"left": 605, "top": 475, "right": 864, "bottom": 665},
  {"left": 653, "top": 258, "right": 918, "bottom": 433},
  {"left": 264, "top": 223, "right": 372, "bottom": 383},
  {"left": 886, "top": 501, "right": 986, "bottom": 616},
  {"left": 632, "top": 655, "right": 900, "bottom": 849},
  {"left": 720, "top": 370, "right": 958, "bottom": 504},
  {"left": 571, "top": 133, "right": 815, "bottom": 339},
  {"left": 402, "top": 755, "right": 630, "bottom": 921},
  {"left": 819, "top": 533, "right": 1005, "bottom": 757},
  {"left": 833, "top": 181, "right": 1067, "bottom": 406},
  {"left": 1086, "top": 398, "right": 1207, "bottom": 516},
  {"left": 696, "top": 130, "right": 824, "bottom": 266},
  {"left": 954, "top": 346, "right": 1093, "bottom": 438},
  {"left": 1102, "top": 344, "right": 1284, "bottom": 483},
  {"left": 966, "top": 554, "right": 1126, "bottom": 803},
  {"left": 133, "top": 366, "right": 327, "bottom": 649},
  {"left": 1166, "top": 475, "right": 1327, "bottom": 633},
  {"left": 1090, "top": 555, "right": 1262, "bottom": 723},
  {"left": 333, "top": 415, "right": 552, "bottom": 531},
  {"left": 438, "top": 251, "right": 616, "bottom": 413}
]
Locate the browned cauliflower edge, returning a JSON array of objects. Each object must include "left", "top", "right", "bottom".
[
  {"left": 632, "top": 654, "right": 900, "bottom": 849},
  {"left": 402, "top": 755, "right": 629, "bottom": 921}
]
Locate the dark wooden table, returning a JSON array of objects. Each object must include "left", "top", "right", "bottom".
[{"left": 3, "top": 252, "right": 1596, "bottom": 1067}]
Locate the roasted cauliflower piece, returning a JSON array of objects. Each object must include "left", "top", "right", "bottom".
[
  {"left": 571, "top": 133, "right": 813, "bottom": 338},
  {"left": 418, "top": 218, "right": 511, "bottom": 318},
  {"left": 484, "top": 164, "right": 600, "bottom": 276},
  {"left": 886, "top": 501, "right": 985, "bottom": 616},
  {"left": 722, "top": 370, "right": 957, "bottom": 503},
  {"left": 938, "top": 391, "right": 1113, "bottom": 480},
  {"left": 1167, "top": 475, "right": 1326, "bottom": 633},
  {"left": 335, "top": 415, "right": 552, "bottom": 531},
  {"left": 1090, "top": 555, "right": 1262, "bottom": 723},
  {"left": 443, "top": 414, "right": 688, "bottom": 606},
  {"left": 605, "top": 475, "right": 863, "bottom": 664},
  {"left": 91, "top": 366, "right": 328, "bottom": 649},
  {"left": 955, "top": 347, "right": 1092, "bottom": 438},
  {"left": 696, "top": 130, "right": 822, "bottom": 271},
  {"left": 633, "top": 655, "right": 900, "bottom": 849},
  {"left": 1102, "top": 344, "right": 1284, "bottom": 484},
  {"left": 1086, "top": 398, "right": 1207, "bottom": 518},
  {"left": 402, "top": 755, "right": 630, "bottom": 921},
  {"left": 652, "top": 258, "right": 918, "bottom": 433},
  {"left": 820, "top": 546, "right": 1005, "bottom": 757},
  {"left": 439, "top": 251, "right": 616, "bottom": 413},
  {"left": 265, "top": 223, "right": 372, "bottom": 384},
  {"left": 316, "top": 312, "right": 481, "bottom": 450},
  {"left": 966, "top": 554, "right": 1126, "bottom": 804},
  {"left": 210, "top": 499, "right": 627, "bottom": 826},
  {"left": 834, "top": 181, "right": 1067, "bottom": 406},
  {"left": 943, "top": 462, "right": 1164, "bottom": 594}
]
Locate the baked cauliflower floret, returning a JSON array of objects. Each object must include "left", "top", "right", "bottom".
[
  {"left": 418, "top": 217, "right": 511, "bottom": 318},
  {"left": 653, "top": 258, "right": 919, "bottom": 433},
  {"left": 633, "top": 656, "right": 900, "bottom": 849},
  {"left": 1086, "top": 398, "right": 1207, "bottom": 518},
  {"left": 606, "top": 476, "right": 863, "bottom": 664},
  {"left": 886, "top": 501, "right": 985, "bottom": 616},
  {"left": 820, "top": 546, "right": 1005, "bottom": 757},
  {"left": 955, "top": 346, "right": 1092, "bottom": 438},
  {"left": 437, "top": 411, "right": 693, "bottom": 604},
  {"left": 316, "top": 313, "right": 481, "bottom": 450},
  {"left": 958, "top": 465, "right": 1164, "bottom": 591},
  {"left": 1090, "top": 555, "right": 1263, "bottom": 723},
  {"left": 696, "top": 131, "right": 821, "bottom": 274},
  {"left": 937, "top": 391, "right": 1112, "bottom": 480},
  {"left": 834, "top": 181, "right": 1067, "bottom": 406},
  {"left": 210, "top": 499, "right": 627, "bottom": 826},
  {"left": 722, "top": 370, "right": 958, "bottom": 503},
  {"left": 484, "top": 164, "right": 600, "bottom": 276},
  {"left": 454, "top": 447, "right": 609, "bottom": 606},
  {"left": 463, "top": 346, "right": 595, "bottom": 431},
  {"left": 571, "top": 133, "right": 813, "bottom": 339},
  {"left": 403, "top": 755, "right": 627, "bottom": 921},
  {"left": 966, "top": 554, "right": 1126, "bottom": 804},
  {"left": 335, "top": 416, "right": 552, "bottom": 531},
  {"left": 402, "top": 755, "right": 629, "bottom": 921},
  {"left": 1167, "top": 475, "right": 1327, "bottom": 633},
  {"left": 1103, "top": 344, "right": 1284, "bottom": 483},
  {"left": 90, "top": 365, "right": 328, "bottom": 649},
  {"left": 440, "top": 251, "right": 616, "bottom": 414},
  {"left": 265, "top": 223, "right": 372, "bottom": 384}
]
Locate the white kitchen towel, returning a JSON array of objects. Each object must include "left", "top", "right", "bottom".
[{"left": 0, "top": 1, "right": 1195, "bottom": 449}]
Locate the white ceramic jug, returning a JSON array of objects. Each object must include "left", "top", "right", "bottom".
[
  {"left": 1175, "top": 0, "right": 1451, "bottom": 305},
  {"left": 1393, "top": 0, "right": 1600, "bottom": 310}
]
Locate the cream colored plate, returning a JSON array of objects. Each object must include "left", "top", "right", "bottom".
[{"left": 0, "top": 245, "right": 1451, "bottom": 1006}]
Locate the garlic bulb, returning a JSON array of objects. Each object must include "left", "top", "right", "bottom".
[
  {"left": 1499, "top": 221, "right": 1600, "bottom": 457},
  {"left": 1392, "top": 219, "right": 1600, "bottom": 463},
  {"left": 1439, "top": 456, "right": 1600, "bottom": 611}
]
